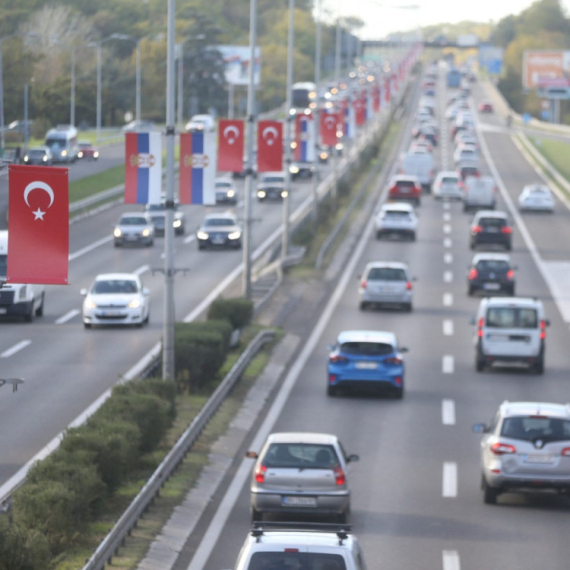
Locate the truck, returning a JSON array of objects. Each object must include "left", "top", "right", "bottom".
[
  {"left": 446, "top": 69, "right": 462, "bottom": 88},
  {"left": 45, "top": 124, "right": 79, "bottom": 163},
  {"left": 0, "top": 231, "right": 45, "bottom": 322},
  {"left": 401, "top": 152, "right": 435, "bottom": 193}
]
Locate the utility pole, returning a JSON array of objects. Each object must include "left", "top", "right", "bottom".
[{"left": 311, "top": 0, "right": 322, "bottom": 225}]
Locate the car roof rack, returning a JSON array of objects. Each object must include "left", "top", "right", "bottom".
[{"left": 250, "top": 521, "right": 352, "bottom": 544}]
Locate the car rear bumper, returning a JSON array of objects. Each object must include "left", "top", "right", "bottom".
[
  {"left": 251, "top": 491, "right": 349, "bottom": 515},
  {"left": 360, "top": 291, "right": 412, "bottom": 304},
  {"left": 0, "top": 301, "right": 34, "bottom": 317},
  {"left": 485, "top": 472, "right": 570, "bottom": 492}
]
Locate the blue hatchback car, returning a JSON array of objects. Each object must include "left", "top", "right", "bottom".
[{"left": 327, "top": 330, "right": 407, "bottom": 398}]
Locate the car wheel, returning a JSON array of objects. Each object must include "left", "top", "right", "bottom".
[
  {"left": 83, "top": 322, "right": 91, "bottom": 329},
  {"left": 410, "top": 232, "right": 416, "bottom": 241},
  {"left": 505, "top": 243, "right": 512, "bottom": 251},
  {"left": 198, "top": 244, "right": 205, "bottom": 250},
  {"left": 251, "top": 507, "right": 262, "bottom": 523},
  {"left": 394, "top": 386, "right": 404, "bottom": 399},
  {"left": 468, "top": 286, "right": 475, "bottom": 296},
  {"left": 404, "top": 302, "right": 413, "bottom": 313},
  {"left": 508, "top": 286, "right": 515, "bottom": 296},
  {"left": 482, "top": 477, "right": 499, "bottom": 505},
  {"left": 359, "top": 301, "right": 367, "bottom": 311},
  {"left": 114, "top": 241, "right": 121, "bottom": 248},
  {"left": 376, "top": 231, "right": 382, "bottom": 240},
  {"left": 475, "top": 355, "right": 485, "bottom": 372},
  {"left": 24, "top": 301, "right": 34, "bottom": 323},
  {"left": 147, "top": 240, "right": 154, "bottom": 247},
  {"left": 469, "top": 242, "right": 475, "bottom": 250},
  {"left": 143, "top": 311, "right": 150, "bottom": 325},
  {"left": 35, "top": 293, "right": 45, "bottom": 317},
  {"left": 327, "top": 385, "right": 338, "bottom": 397}
]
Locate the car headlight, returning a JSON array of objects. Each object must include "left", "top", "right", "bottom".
[
  {"left": 197, "top": 231, "right": 209, "bottom": 240},
  {"left": 281, "top": 190, "right": 289, "bottom": 198},
  {"left": 142, "top": 228, "right": 151, "bottom": 237},
  {"left": 18, "top": 286, "right": 27, "bottom": 300},
  {"left": 128, "top": 298, "right": 142, "bottom": 309},
  {"left": 43, "top": 156, "right": 48, "bottom": 162},
  {"left": 336, "top": 143, "right": 343, "bottom": 150},
  {"left": 61, "top": 150, "right": 67, "bottom": 157},
  {"left": 78, "top": 151, "right": 84, "bottom": 158},
  {"left": 84, "top": 299, "right": 97, "bottom": 309},
  {"left": 228, "top": 231, "right": 241, "bottom": 240},
  {"left": 173, "top": 219, "right": 182, "bottom": 228},
  {"left": 93, "top": 151, "right": 99, "bottom": 158},
  {"left": 114, "top": 228, "right": 122, "bottom": 237},
  {"left": 227, "top": 190, "right": 235, "bottom": 198},
  {"left": 289, "top": 165, "right": 300, "bottom": 174},
  {"left": 23, "top": 155, "right": 29, "bottom": 162},
  {"left": 320, "top": 152, "right": 328, "bottom": 160},
  {"left": 257, "top": 190, "right": 266, "bottom": 198}
]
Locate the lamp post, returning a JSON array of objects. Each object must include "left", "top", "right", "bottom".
[
  {"left": 311, "top": 0, "right": 322, "bottom": 225},
  {"left": 50, "top": 37, "right": 77, "bottom": 126},
  {"left": 110, "top": 34, "right": 142, "bottom": 125}
]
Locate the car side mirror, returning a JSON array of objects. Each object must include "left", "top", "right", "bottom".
[
  {"left": 245, "top": 451, "right": 258, "bottom": 459},
  {"left": 142, "top": 287, "right": 150, "bottom": 296},
  {"left": 80, "top": 288, "right": 87, "bottom": 296},
  {"left": 326, "top": 344, "right": 335, "bottom": 352},
  {"left": 399, "top": 347, "right": 409, "bottom": 353},
  {"left": 472, "top": 423, "right": 488, "bottom": 434},
  {"left": 347, "top": 454, "right": 359, "bottom": 463}
]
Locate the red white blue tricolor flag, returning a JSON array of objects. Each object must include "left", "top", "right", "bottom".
[
  {"left": 294, "top": 113, "right": 315, "bottom": 162},
  {"left": 179, "top": 131, "right": 217, "bottom": 205},
  {"left": 125, "top": 132, "right": 162, "bottom": 204}
]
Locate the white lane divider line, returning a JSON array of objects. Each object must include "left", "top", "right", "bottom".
[
  {"left": 55, "top": 309, "right": 80, "bottom": 325},
  {"left": 443, "top": 550, "right": 461, "bottom": 570},
  {"left": 444, "top": 252, "right": 453, "bottom": 264},
  {"left": 443, "top": 202, "right": 450, "bottom": 210},
  {"left": 444, "top": 237, "right": 452, "bottom": 248},
  {"left": 442, "top": 355, "right": 454, "bottom": 374},
  {"left": 443, "top": 223, "right": 452, "bottom": 234},
  {"left": 444, "top": 270, "right": 453, "bottom": 283},
  {"left": 442, "top": 399, "right": 456, "bottom": 425},
  {"left": 443, "top": 292, "right": 453, "bottom": 306},
  {"left": 1, "top": 340, "right": 32, "bottom": 358},
  {"left": 443, "top": 211, "right": 451, "bottom": 221},
  {"left": 134, "top": 264, "right": 150, "bottom": 276},
  {"left": 69, "top": 235, "right": 113, "bottom": 261},
  {"left": 443, "top": 319, "right": 454, "bottom": 336},
  {"left": 443, "top": 462, "right": 458, "bottom": 497},
  {"left": 184, "top": 234, "right": 196, "bottom": 245}
]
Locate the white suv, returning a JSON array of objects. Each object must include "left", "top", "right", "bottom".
[
  {"left": 473, "top": 297, "right": 549, "bottom": 374},
  {"left": 233, "top": 524, "right": 367, "bottom": 570}
]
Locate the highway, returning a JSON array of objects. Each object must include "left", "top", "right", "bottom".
[{"left": 177, "top": 65, "right": 570, "bottom": 570}]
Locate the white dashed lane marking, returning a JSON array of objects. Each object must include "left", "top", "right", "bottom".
[
  {"left": 1, "top": 340, "right": 32, "bottom": 358},
  {"left": 55, "top": 309, "right": 80, "bottom": 324},
  {"left": 443, "top": 462, "right": 458, "bottom": 497},
  {"left": 443, "top": 550, "right": 461, "bottom": 570},
  {"left": 444, "top": 252, "right": 453, "bottom": 264},
  {"left": 443, "top": 202, "right": 450, "bottom": 210},
  {"left": 444, "top": 237, "right": 452, "bottom": 248},
  {"left": 443, "top": 293, "right": 453, "bottom": 306},
  {"left": 444, "top": 271, "right": 453, "bottom": 283},
  {"left": 443, "top": 224, "right": 452, "bottom": 234},
  {"left": 443, "top": 320, "right": 454, "bottom": 336},
  {"left": 443, "top": 211, "right": 451, "bottom": 221},
  {"left": 442, "top": 399, "right": 456, "bottom": 425},
  {"left": 442, "top": 355, "right": 454, "bottom": 374}
]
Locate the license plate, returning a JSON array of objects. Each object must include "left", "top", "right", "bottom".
[
  {"left": 486, "top": 227, "right": 499, "bottom": 233},
  {"left": 524, "top": 455, "right": 555, "bottom": 464},
  {"left": 400, "top": 188, "right": 410, "bottom": 193},
  {"left": 212, "top": 237, "right": 224, "bottom": 244},
  {"left": 0, "top": 308, "right": 6, "bottom": 314},
  {"left": 100, "top": 311, "right": 122, "bottom": 317},
  {"left": 355, "top": 361, "right": 378, "bottom": 369},
  {"left": 282, "top": 496, "right": 317, "bottom": 507},
  {"left": 126, "top": 236, "right": 138, "bottom": 241},
  {"left": 483, "top": 283, "right": 500, "bottom": 290}
]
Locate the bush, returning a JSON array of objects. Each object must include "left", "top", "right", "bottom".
[
  {"left": 206, "top": 298, "right": 254, "bottom": 329},
  {"left": 0, "top": 515, "right": 51, "bottom": 570}
]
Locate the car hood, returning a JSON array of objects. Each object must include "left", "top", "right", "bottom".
[
  {"left": 86, "top": 293, "right": 140, "bottom": 305},
  {"left": 199, "top": 224, "right": 240, "bottom": 233}
]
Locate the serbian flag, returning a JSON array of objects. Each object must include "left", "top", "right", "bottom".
[
  {"left": 125, "top": 132, "right": 162, "bottom": 204},
  {"left": 344, "top": 99, "right": 355, "bottom": 138},
  {"left": 294, "top": 113, "right": 315, "bottom": 162},
  {"left": 320, "top": 111, "right": 339, "bottom": 147},
  {"left": 179, "top": 131, "right": 217, "bottom": 205},
  {"left": 373, "top": 86, "right": 381, "bottom": 113},
  {"left": 257, "top": 120, "right": 283, "bottom": 172},
  {"left": 7, "top": 165, "right": 69, "bottom": 285},
  {"left": 217, "top": 119, "right": 244, "bottom": 173}
]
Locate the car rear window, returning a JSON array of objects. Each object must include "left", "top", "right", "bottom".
[
  {"left": 500, "top": 416, "right": 570, "bottom": 442},
  {"left": 476, "top": 260, "right": 509, "bottom": 271},
  {"left": 383, "top": 211, "right": 411, "bottom": 219},
  {"left": 441, "top": 177, "right": 458, "bottom": 184},
  {"left": 264, "top": 443, "right": 340, "bottom": 469},
  {"left": 478, "top": 218, "right": 506, "bottom": 228},
  {"left": 485, "top": 307, "right": 538, "bottom": 329},
  {"left": 395, "top": 180, "right": 416, "bottom": 188},
  {"left": 367, "top": 267, "right": 407, "bottom": 281},
  {"left": 340, "top": 342, "right": 394, "bottom": 356},
  {"left": 248, "top": 552, "right": 347, "bottom": 570}
]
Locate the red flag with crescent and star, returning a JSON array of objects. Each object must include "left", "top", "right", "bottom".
[
  {"left": 257, "top": 120, "right": 283, "bottom": 172},
  {"left": 320, "top": 111, "right": 340, "bottom": 147},
  {"left": 7, "top": 164, "right": 69, "bottom": 284},
  {"left": 217, "top": 119, "right": 244, "bottom": 173}
]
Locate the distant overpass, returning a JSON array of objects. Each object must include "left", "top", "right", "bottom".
[{"left": 362, "top": 40, "right": 481, "bottom": 50}]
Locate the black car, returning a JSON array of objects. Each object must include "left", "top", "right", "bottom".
[
  {"left": 196, "top": 213, "right": 242, "bottom": 250},
  {"left": 144, "top": 201, "right": 186, "bottom": 236},
  {"left": 467, "top": 253, "right": 516, "bottom": 296},
  {"left": 470, "top": 210, "right": 512, "bottom": 250}
]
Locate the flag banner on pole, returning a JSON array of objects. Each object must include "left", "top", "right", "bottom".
[
  {"left": 373, "top": 86, "right": 381, "bottom": 112},
  {"left": 257, "top": 120, "right": 283, "bottom": 172},
  {"left": 366, "top": 88, "right": 374, "bottom": 119},
  {"left": 7, "top": 165, "right": 69, "bottom": 285},
  {"left": 294, "top": 113, "right": 315, "bottom": 162},
  {"left": 344, "top": 99, "right": 355, "bottom": 138},
  {"left": 384, "top": 78, "right": 391, "bottom": 103},
  {"left": 320, "top": 111, "right": 339, "bottom": 147},
  {"left": 125, "top": 132, "right": 162, "bottom": 204},
  {"left": 217, "top": 119, "right": 244, "bottom": 173},
  {"left": 353, "top": 93, "right": 365, "bottom": 125},
  {"left": 179, "top": 131, "right": 217, "bottom": 205}
]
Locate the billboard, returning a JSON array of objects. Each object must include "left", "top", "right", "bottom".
[
  {"left": 478, "top": 46, "right": 503, "bottom": 75},
  {"left": 217, "top": 45, "right": 261, "bottom": 87},
  {"left": 522, "top": 50, "right": 570, "bottom": 90}
]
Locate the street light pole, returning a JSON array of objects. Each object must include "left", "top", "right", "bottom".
[
  {"left": 70, "top": 50, "right": 76, "bottom": 125},
  {"left": 176, "top": 43, "right": 183, "bottom": 128},
  {"left": 96, "top": 41, "right": 102, "bottom": 142},
  {"left": 0, "top": 34, "right": 17, "bottom": 156},
  {"left": 110, "top": 34, "right": 142, "bottom": 125},
  {"left": 311, "top": 0, "right": 322, "bottom": 225}
]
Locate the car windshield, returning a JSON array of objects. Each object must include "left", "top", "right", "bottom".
[
  {"left": 215, "top": 181, "right": 232, "bottom": 189},
  {"left": 264, "top": 443, "right": 340, "bottom": 469},
  {"left": 262, "top": 176, "right": 284, "bottom": 184},
  {"left": 29, "top": 150, "right": 46, "bottom": 157},
  {"left": 205, "top": 218, "right": 234, "bottom": 227},
  {"left": 476, "top": 260, "right": 509, "bottom": 271},
  {"left": 120, "top": 217, "right": 148, "bottom": 226},
  {"left": 0, "top": 254, "right": 6, "bottom": 277},
  {"left": 92, "top": 279, "right": 138, "bottom": 294},
  {"left": 340, "top": 341, "right": 394, "bottom": 356},
  {"left": 500, "top": 416, "right": 570, "bottom": 442},
  {"left": 79, "top": 143, "right": 91, "bottom": 149},
  {"left": 249, "top": 552, "right": 347, "bottom": 570},
  {"left": 367, "top": 267, "right": 407, "bottom": 281},
  {"left": 395, "top": 180, "right": 416, "bottom": 188},
  {"left": 45, "top": 138, "right": 64, "bottom": 149},
  {"left": 485, "top": 307, "right": 538, "bottom": 329}
]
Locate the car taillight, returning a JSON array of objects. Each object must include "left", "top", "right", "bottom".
[
  {"left": 561, "top": 448, "right": 570, "bottom": 457},
  {"left": 468, "top": 269, "right": 478, "bottom": 280},
  {"left": 255, "top": 464, "right": 267, "bottom": 483},
  {"left": 360, "top": 280, "right": 367, "bottom": 289},
  {"left": 415, "top": 185, "right": 421, "bottom": 194},
  {"left": 406, "top": 281, "right": 413, "bottom": 290},
  {"left": 490, "top": 442, "right": 516, "bottom": 455},
  {"left": 329, "top": 354, "right": 348, "bottom": 363},
  {"left": 472, "top": 225, "right": 482, "bottom": 233},
  {"left": 540, "top": 320, "right": 547, "bottom": 340},
  {"left": 389, "top": 186, "right": 397, "bottom": 194},
  {"left": 501, "top": 226, "right": 512, "bottom": 234},
  {"left": 506, "top": 269, "right": 514, "bottom": 280},
  {"left": 477, "top": 317, "right": 484, "bottom": 338},
  {"left": 334, "top": 466, "right": 346, "bottom": 486},
  {"left": 458, "top": 180, "right": 463, "bottom": 188},
  {"left": 384, "top": 357, "right": 402, "bottom": 365}
]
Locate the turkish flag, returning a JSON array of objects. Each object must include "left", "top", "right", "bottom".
[
  {"left": 217, "top": 119, "right": 244, "bottom": 173},
  {"left": 384, "top": 79, "right": 391, "bottom": 103},
  {"left": 257, "top": 120, "right": 283, "bottom": 172},
  {"left": 7, "top": 165, "right": 69, "bottom": 284},
  {"left": 373, "top": 86, "right": 380, "bottom": 112},
  {"left": 354, "top": 96, "right": 366, "bottom": 126},
  {"left": 320, "top": 111, "right": 339, "bottom": 147}
]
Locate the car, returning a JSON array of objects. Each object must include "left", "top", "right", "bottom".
[
  {"left": 196, "top": 212, "right": 242, "bottom": 250},
  {"left": 454, "top": 131, "right": 478, "bottom": 150},
  {"left": 467, "top": 253, "right": 516, "bottom": 296},
  {"left": 472, "top": 401, "right": 570, "bottom": 504},
  {"left": 185, "top": 113, "right": 215, "bottom": 133},
  {"left": 374, "top": 202, "right": 418, "bottom": 241},
  {"left": 289, "top": 161, "right": 315, "bottom": 180},
  {"left": 400, "top": 152, "right": 435, "bottom": 193},
  {"left": 470, "top": 210, "right": 512, "bottom": 250},
  {"left": 77, "top": 141, "right": 99, "bottom": 160},
  {"left": 358, "top": 261, "right": 415, "bottom": 312},
  {"left": 122, "top": 120, "right": 155, "bottom": 132},
  {"left": 327, "top": 330, "right": 408, "bottom": 397},
  {"left": 387, "top": 174, "right": 421, "bottom": 205},
  {"left": 145, "top": 200, "right": 186, "bottom": 236},
  {"left": 256, "top": 171, "right": 287, "bottom": 201},
  {"left": 445, "top": 104, "right": 459, "bottom": 121},
  {"left": 432, "top": 171, "right": 463, "bottom": 200},
  {"left": 478, "top": 101, "right": 494, "bottom": 113},
  {"left": 473, "top": 297, "right": 549, "bottom": 373},
  {"left": 453, "top": 145, "right": 479, "bottom": 165},
  {"left": 214, "top": 176, "right": 238, "bottom": 205},
  {"left": 81, "top": 272, "right": 150, "bottom": 328},
  {"left": 463, "top": 175, "right": 495, "bottom": 211},
  {"left": 233, "top": 523, "right": 367, "bottom": 570},
  {"left": 518, "top": 183, "right": 555, "bottom": 212},
  {"left": 409, "top": 140, "right": 433, "bottom": 154},
  {"left": 457, "top": 164, "right": 480, "bottom": 182},
  {"left": 113, "top": 212, "right": 155, "bottom": 247},
  {"left": 22, "top": 146, "right": 53, "bottom": 166},
  {"left": 246, "top": 433, "right": 359, "bottom": 522}
]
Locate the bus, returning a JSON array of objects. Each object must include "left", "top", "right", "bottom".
[
  {"left": 292, "top": 82, "right": 317, "bottom": 110},
  {"left": 45, "top": 125, "right": 79, "bottom": 163}
]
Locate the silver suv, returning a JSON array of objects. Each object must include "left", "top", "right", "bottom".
[
  {"left": 473, "top": 401, "right": 570, "bottom": 504},
  {"left": 233, "top": 523, "right": 367, "bottom": 570}
]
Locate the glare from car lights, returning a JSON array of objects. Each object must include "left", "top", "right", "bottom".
[
  {"left": 227, "top": 190, "right": 235, "bottom": 197},
  {"left": 42, "top": 156, "right": 47, "bottom": 161},
  {"left": 228, "top": 231, "right": 241, "bottom": 240},
  {"left": 23, "top": 155, "right": 29, "bottom": 161},
  {"left": 257, "top": 191, "right": 266, "bottom": 198},
  {"left": 304, "top": 108, "right": 311, "bottom": 115},
  {"left": 281, "top": 191, "right": 289, "bottom": 198},
  {"left": 290, "top": 141, "right": 297, "bottom": 149},
  {"left": 309, "top": 102, "right": 317, "bottom": 109},
  {"left": 336, "top": 142, "right": 344, "bottom": 150},
  {"left": 78, "top": 151, "right": 84, "bottom": 158},
  {"left": 197, "top": 231, "right": 209, "bottom": 240},
  {"left": 128, "top": 298, "right": 141, "bottom": 309},
  {"left": 84, "top": 300, "right": 97, "bottom": 309},
  {"left": 289, "top": 165, "right": 300, "bottom": 174},
  {"left": 320, "top": 152, "right": 328, "bottom": 160},
  {"left": 173, "top": 219, "right": 182, "bottom": 228},
  {"left": 325, "top": 101, "right": 333, "bottom": 109},
  {"left": 142, "top": 229, "right": 150, "bottom": 237},
  {"left": 331, "top": 87, "right": 338, "bottom": 95},
  {"left": 113, "top": 228, "right": 122, "bottom": 237},
  {"left": 93, "top": 151, "right": 99, "bottom": 158},
  {"left": 61, "top": 150, "right": 67, "bottom": 156}
]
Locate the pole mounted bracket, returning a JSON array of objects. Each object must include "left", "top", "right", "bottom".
[
  {"left": 164, "top": 200, "right": 176, "bottom": 209},
  {"left": 0, "top": 378, "right": 24, "bottom": 392},
  {"left": 151, "top": 267, "right": 191, "bottom": 277},
  {"left": 165, "top": 126, "right": 176, "bottom": 136}
]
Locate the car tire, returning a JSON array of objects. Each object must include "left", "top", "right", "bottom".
[
  {"left": 359, "top": 301, "right": 368, "bottom": 311},
  {"left": 394, "top": 386, "right": 404, "bottom": 399},
  {"left": 114, "top": 241, "right": 121, "bottom": 248},
  {"left": 505, "top": 243, "right": 512, "bottom": 251},
  {"left": 83, "top": 322, "right": 91, "bottom": 329},
  {"left": 476, "top": 355, "right": 485, "bottom": 372},
  {"left": 508, "top": 286, "right": 515, "bottom": 296},
  {"left": 410, "top": 233, "right": 416, "bottom": 242},
  {"left": 198, "top": 244, "right": 205, "bottom": 250},
  {"left": 327, "top": 385, "right": 338, "bottom": 397},
  {"left": 376, "top": 231, "right": 382, "bottom": 240},
  {"left": 35, "top": 293, "right": 45, "bottom": 317},
  {"left": 147, "top": 240, "right": 154, "bottom": 247},
  {"left": 24, "top": 301, "right": 34, "bottom": 323},
  {"left": 482, "top": 477, "right": 499, "bottom": 505},
  {"left": 468, "top": 286, "right": 475, "bottom": 296},
  {"left": 469, "top": 242, "right": 475, "bottom": 250},
  {"left": 404, "top": 302, "right": 413, "bottom": 313}
]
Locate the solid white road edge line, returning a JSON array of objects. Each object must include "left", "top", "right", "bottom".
[
  {"left": 443, "top": 319, "right": 454, "bottom": 336},
  {"left": 443, "top": 292, "right": 453, "bottom": 306},
  {"left": 68, "top": 235, "right": 113, "bottom": 261},
  {"left": 183, "top": 234, "right": 196, "bottom": 245},
  {"left": 443, "top": 550, "right": 461, "bottom": 570},
  {"left": 55, "top": 309, "right": 80, "bottom": 325},
  {"left": 443, "top": 462, "right": 457, "bottom": 497},
  {"left": 442, "top": 399, "right": 456, "bottom": 425},
  {"left": 1, "top": 340, "right": 32, "bottom": 358},
  {"left": 442, "top": 355, "right": 454, "bottom": 374}
]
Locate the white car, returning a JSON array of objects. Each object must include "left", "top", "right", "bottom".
[
  {"left": 185, "top": 114, "right": 215, "bottom": 133},
  {"left": 454, "top": 146, "right": 479, "bottom": 165},
  {"left": 454, "top": 131, "right": 478, "bottom": 149},
  {"left": 81, "top": 273, "right": 150, "bottom": 328},
  {"left": 432, "top": 171, "right": 463, "bottom": 200},
  {"left": 518, "top": 183, "right": 555, "bottom": 212},
  {"left": 374, "top": 202, "right": 418, "bottom": 240}
]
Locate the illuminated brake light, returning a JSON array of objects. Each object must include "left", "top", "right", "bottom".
[
  {"left": 540, "top": 320, "right": 547, "bottom": 340},
  {"left": 490, "top": 442, "right": 516, "bottom": 455},
  {"left": 501, "top": 226, "right": 512, "bottom": 234},
  {"left": 284, "top": 548, "right": 300, "bottom": 552},
  {"left": 384, "top": 357, "right": 402, "bottom": 365},
  {"left": 472, "top": 225, "right": 482, "bottom": 233},
  {"left": 506, "top": 269, "right": 514, "bottom": 280},
  {"left": 255, "top": 464, "right": 267, "bottom": 483},
  {"left": 334, "top": 466, "right": 346, "bottom": 486},
  {"left": 329, "top": 354, "right": 348, "bottom": 363},
  {"left": 561, "top": 448, "right": 570, "bottom": 457},
  {"left": 406, "top": 281, "right": 413, "bottom": 290},
  {"left": 477, "top": 317, "right": 484, "bottom": 338},
  {"left": 468, "top": 268, "right": 478, "bottom": 280}
]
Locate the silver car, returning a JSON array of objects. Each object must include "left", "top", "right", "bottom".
[
  {"left": 113, "top": 212, "right": 155, "bottom": 247},
  {"left": 374, "top": 202, "right": 418, "bottom": 241},
  {"left": 473, "top": 401, "right": 570, "bottom": 504},
  {"left": 247, "top": 432, "right": 359, "bottom": 523},
  {"left": 358, "top": 261, "right": 415, "bottom": 312}
]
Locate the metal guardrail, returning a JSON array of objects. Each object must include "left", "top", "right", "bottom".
[{"left": 82, "top": 329, "right": 275, "bottom": 570}]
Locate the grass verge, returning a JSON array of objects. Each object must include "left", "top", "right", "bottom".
[
  {"left": 69, "top": 165, "right": 125, "bottom": 203},
  {"left": 525, "top": 135, "right": 570, "bottom": 199}
]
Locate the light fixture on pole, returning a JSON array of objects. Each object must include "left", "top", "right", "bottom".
[{"left": 110, "top": 34, "right": 142, "bottom": 125}]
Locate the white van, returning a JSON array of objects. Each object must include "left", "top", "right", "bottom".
[
  {"left": 474, "top": 297, "right": 549, "bottom": 374},
  {"left": 463, "top": 175, "right": 496, "bottom": 211},
  {"left": 401, "top": 152, "right": 435, "bottom": 192},
  {"left": 0, "top": 231, "right": 45, "bottom": 322},
  {"left": 45, "top": 124, "right": 79, "bottom": 163}
]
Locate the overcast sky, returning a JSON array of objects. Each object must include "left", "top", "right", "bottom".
[{"left": 324, "top": 0, "right": 570, "bottom": 39}]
